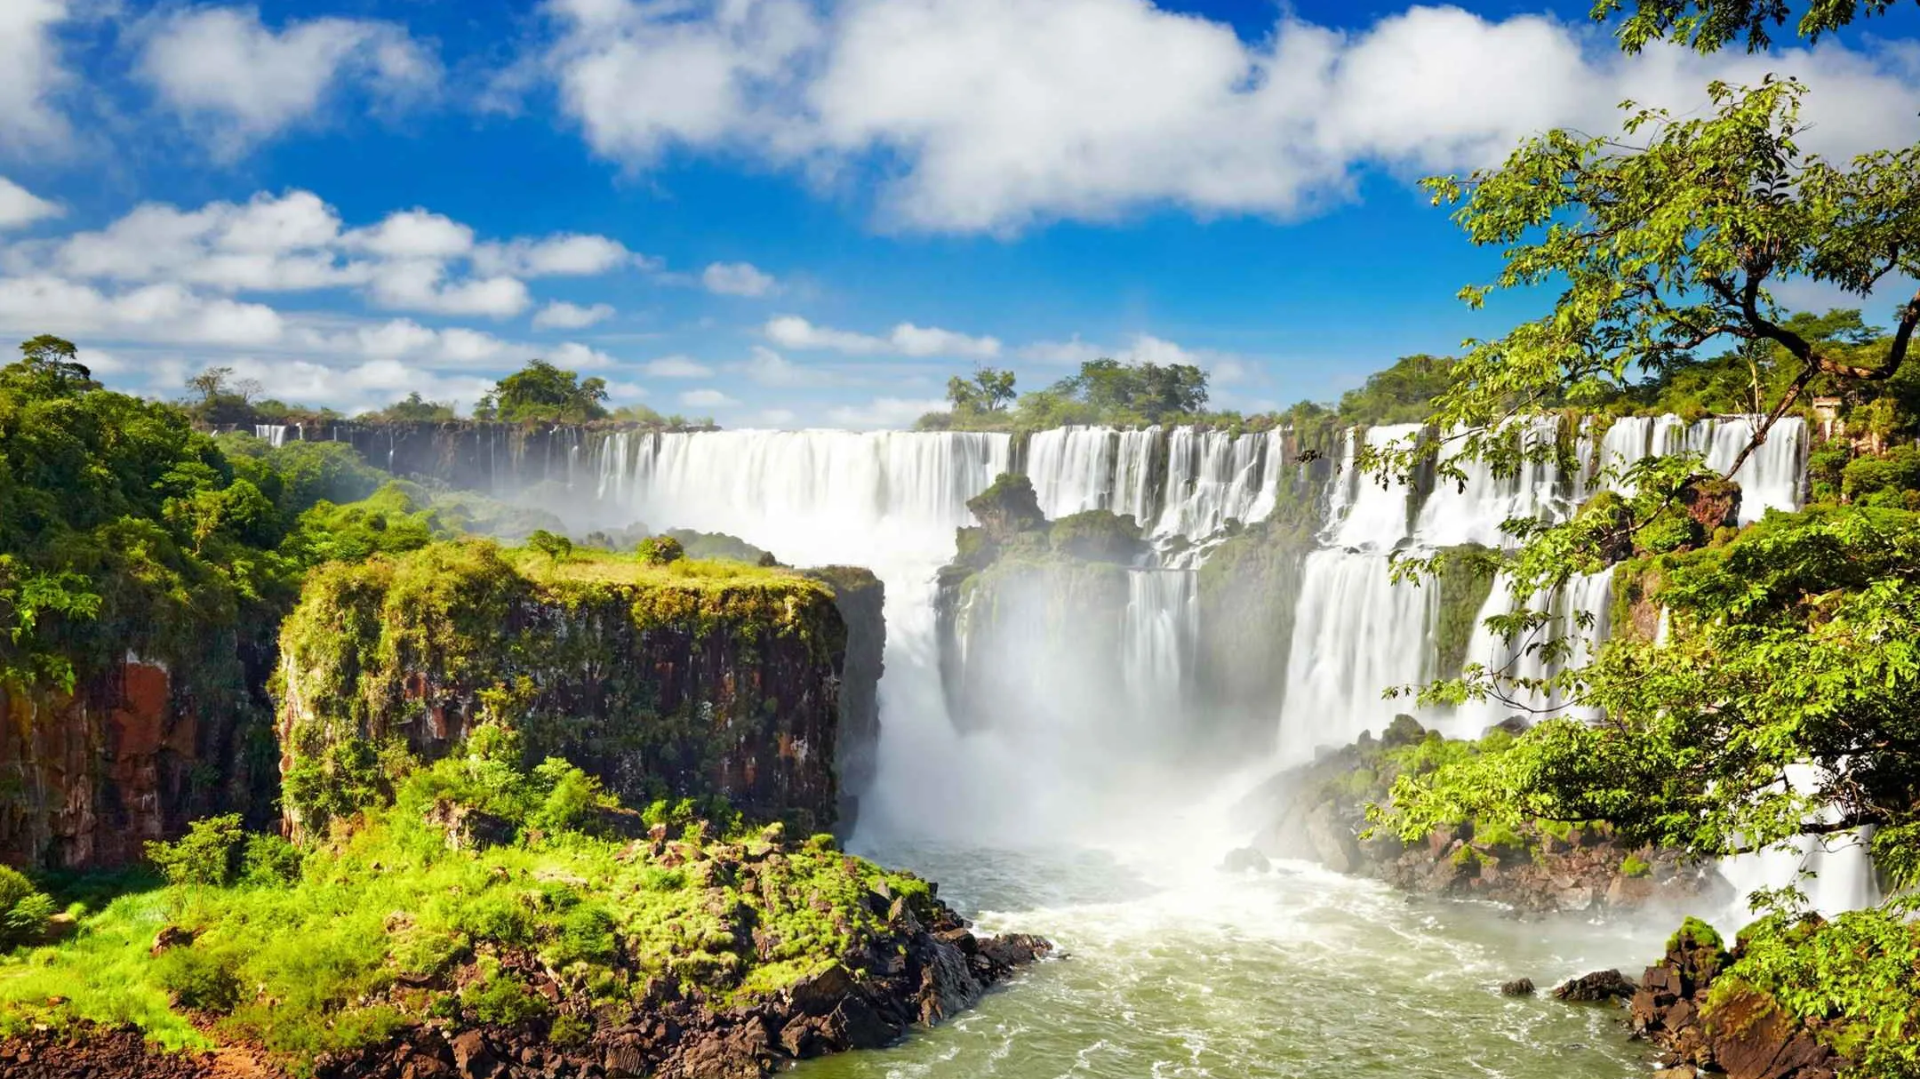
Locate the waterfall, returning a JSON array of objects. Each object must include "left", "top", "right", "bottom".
[
  {"left": 1325, "top": 424, "right": 1423, "bottom": 550},
  {"left": 1414, "top": 417, "right": 1574, "bottom": 548},
  {"left": 1123, "top": 568, "right": 1196, "bottom": 725},
  {"left": 1713, "top": 764, "right": 1882, "bottom": 933},
  {"left": 1688, "top": 415, "right": 1808, "bottom": 523},
  {"left": 1452, "top": 567, "right": 1616, "bottom": 732},
  {"left": 254, "top": 424, "right": 294, "bottom": 448},
  {"left": 1273, "top": 549, "right": 1438, "bottom": 758}
]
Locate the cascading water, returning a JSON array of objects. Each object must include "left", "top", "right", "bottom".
[{"left": 330, "top": 412, "right": 1843, "bottom": 1077}]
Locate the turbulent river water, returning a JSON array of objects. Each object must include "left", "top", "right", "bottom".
[
  {"left": 306, "top": 419, "right": 1839, "bottom": 1076},
  {"left": 796, "top": 834, "right": 1668, "bottom": 1079}
]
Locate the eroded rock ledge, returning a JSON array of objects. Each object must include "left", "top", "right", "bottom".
[{"left": 1237, "top": 716, "right": 1728, "bottom": 916}]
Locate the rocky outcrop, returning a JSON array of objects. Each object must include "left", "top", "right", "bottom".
[
  {"left": 3, "top": 866, "right": 1052, "bottom": 1079},
  {"left": 0, "top": 659, "right": 274, "bottom": 870},
  {"left": 1630, "top": 920, "right": 1845, "bottom": 1079},
  {"left": 933, "top": 474, "right": 1139, "bottom": 734},
  {"left": 306, "top": 915, "right": 1049, "bottom": 1079},
  {"left": 1240, "top": 718, "right": 1729, "bottom": 916},
  {"left": 802, "top": 566, "right": 886, "bottom": 831},
  {"left": 277, "top": 542, "right": 876, "bottom": 836}
]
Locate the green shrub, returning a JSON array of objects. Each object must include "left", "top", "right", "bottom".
[
  {"left": 0, "top": 867, "right": 54, "bottom": 951},
  {"left": 550, "top": 1013, "right": 591, "bottom": 1047},
  {"left": 147, "top": 814, "right": 245, "bottom": 887},
  {"left": 241, "top": 834, "right": 303, "bottom": 886},
  {"left": 1621, "top": 852, "right": 1652, "bottom": 878},
  {"left": 153, "top": 946, "right": 243, "bottom": 1012},
  {"left": 1842, "top": 445, "right": 1920, "bottom": 503},
  {"left": 464, "top": 969, "right": 549, "bottom": 1026},
  {"left": 636, "top": 535, "right": 684, "bottom": 565}
]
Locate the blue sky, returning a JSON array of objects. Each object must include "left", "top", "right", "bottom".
[{"left": 1, "top": 0, "right": 1917, "bottom": 427}]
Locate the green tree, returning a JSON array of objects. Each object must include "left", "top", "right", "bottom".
[
  {"left": 1391, "top": 77, "right": 1917, "bottom": 490},
  {"left": 475, "top": 360, "right": 609, "bottom": 424},
  {"left": 946, "top": 367, "right": 1018, "bottom": 415},
  {"left": 183, "top": 366, "right": 266, "bottom": 426},
  {"left": 1595, "top": 0, "right": 1919, "bottom": 53},
  {"left": 1366, "top": 5, "right": 1920, "bottom": 921},
  {"left": 359, "top": 391, "right": 457, "bottom": 424}
]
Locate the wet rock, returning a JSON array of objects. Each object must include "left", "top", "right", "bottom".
[
  {"left": 1219, "top": 847, "right": 1271, "bottom": 873},
  {"left": 1500, "top": 978, "right": 1536, "bottom": 997},
  {"left": 449, "top": 1030, "right": 500, "bottom": 1079},
  {"left": 1554, "top": 969, "right": 1637, "bottom": 1003}
]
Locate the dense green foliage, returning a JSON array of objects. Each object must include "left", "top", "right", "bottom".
[
  {"left": 276, "top": 540, "right": 846, "bottom": 835},
  {"left": 357, "top": 392, "right": 458, "bottom": 424},
  {"left": 473, "top": 359, "right": 610, "bottom": 424},
  {"left": 1596, "top": 0, "right": 1919, "bottom": 53},
  {"left": 0, "top": 338, "right": 302, "bottom": 692},
  {"left": 0, "top": 746, "right": 939, "bottom": 1065},
  {"left": 919, "top": 357, "right": 1214, "bottom": 431},
  {"left": 0, "top": 867, "right": 55, "bottom": 952}
]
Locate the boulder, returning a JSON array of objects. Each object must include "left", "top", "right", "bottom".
[
  {"left": 1554, "top": 969, "right": 1636, "bottom": 1003},
  {"left": 1219, "top": 847, "right": 1271, "bottom": 873},
  {"left": 1499, "top": 978, "right": 1536, "bottom": 997}
]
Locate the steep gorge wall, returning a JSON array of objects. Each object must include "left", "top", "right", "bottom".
[
  {"left": 277, "top": 542, "right": 874, "bottom": 835},
  {"left": 0, "top": 658, "right": 276, "bottom": 869}
]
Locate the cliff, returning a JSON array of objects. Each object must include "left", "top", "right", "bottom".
[
  {"left": 932, "top": 475, "right": 1141, "bottom": 733},
  {"left": 802, "top": 567, "right": 885, "bottom": 830},
  {"left": 0, "top": 656, "right": 277, "bottom": 870},
  {"left": 277, "top": 541, "right": 874, "bottom": 837}
]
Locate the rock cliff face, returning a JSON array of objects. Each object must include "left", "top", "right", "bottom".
[
  {"left": 803, "top": 567, "right": 885, "bottom": 830},
  {"left": 0, "top": 659, "right": 274, "bottom": 870},
  {"left": 1237, "top": 718, "right": 1728, "bottom": 916},
  {"left": 1630, "top": 921, "right": 1846, "bottom": 1079},
  {"left": 277, "top": 542, "right": 874, "bottom": 836},
  {"left": 932, "top": 475, "right": 1139, "bottom": 734}
]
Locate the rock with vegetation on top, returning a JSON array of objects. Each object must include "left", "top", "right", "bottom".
[{"left": 275, "top": 540, "right": 875, "bottom": 837}]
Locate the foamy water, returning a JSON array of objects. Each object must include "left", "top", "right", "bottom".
[{"left": 796, "top": 835, "right": 1666, "bottom": 1079}]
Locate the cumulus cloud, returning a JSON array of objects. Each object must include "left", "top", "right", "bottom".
[
  {"left": 6, "top": 189, "right": 637, "bottom": 324},
  {"left": 680, "top": 387, "right": 740, "bottom": 408},
  {"left": 476, "top": 235, "right": 644, "bottom": 277},
  {"left": 136, "top": 6, "right": 439, "bottom": 155},
  {"left": 827, "top": 395, "right": 946, "bottom": 429},
  {"left": 542, "top": 0, "right": 1920, "bottom": 234},
  {"left": 533, "top": 300, "right": 615, "bottom": 329},
  {"left": 0, "top": 178, "right": 61, "bottom": 230},
  {"left": 0, "top": 0, "right": 69, "bottom": 152},
  {"left": 765, "top": 314, "right": 999, "bottom": 357},
  {"left": 644, "top": 355, "right": 713, "bottom": 378},
  {"left": 702, "top": 261, "right": 777, "bottom": 296}
]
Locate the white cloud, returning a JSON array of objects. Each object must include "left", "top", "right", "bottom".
[
  {"left": 0, "top": 177, "right": 61, "bottom": 230},
  {"left": 702, "top": 260, "right": 778, "bottom": 296},
  {"left": 547, "top": 0, "right": 822, "bottom": 164},
  {"left": 740, "top": 344, "right": 832, "bottom": 386},
  {"left": 346, "top": 209, "right": 474, "bottom": 260},
  {"left": 764, "top": 314, "right": 999, "bottom": 357},
  {"left": 549, "top": 340, "right": 618, "bottom": 368},
  {"left": 0, "top": 0, "right": 70, "bottom": 152},
  {"left": 137, "top": 6, "right": 439, "bottom": 155},
  {"left": 544, "top": 0, "right": 1920, "bottom": 234},
  {"left": 533, "top": 300, "right": 615, "bottom": 329},
  {"left": 27, "top": 191, "right": 359, "bottom": 291},
  {"left": 0, "top": 276, "right": 285, "bottom": 346},
  {"left": 476, "top": 234, "right": 643, "bottom": 277},
  {"left": 366, "top": 261, "right": 530, "bottom": 318},
  {"left": 755, "top": 407, "right": 797, "bottom": 426},
  {"left": 680, "top": 387, "right": 740, "bottom": 408},
  {"left": 644, "top": 355, "right": 713, "bottom": 378},
  {"left": 6, "top": 190, "right": 645, "bottom": 323},
  {"left": 827, "top": 395, "right": 946, "bottom": 429}
]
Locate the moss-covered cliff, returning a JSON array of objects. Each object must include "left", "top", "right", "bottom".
[{"left": 277, "top": 541, "right": 871, "bottom": 837}]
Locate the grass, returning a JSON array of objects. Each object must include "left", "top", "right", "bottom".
[{"left": 0, "top": 744, "right": 938, "bottom": 1069}]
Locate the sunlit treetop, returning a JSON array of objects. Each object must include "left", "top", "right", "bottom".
[{"left": 1596, "top": 0, "right": 1918, "bottom": 53}]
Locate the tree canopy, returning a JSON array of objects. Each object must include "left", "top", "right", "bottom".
[{"left": 474, "top": 360, "right": 609, "bottom": 424}]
